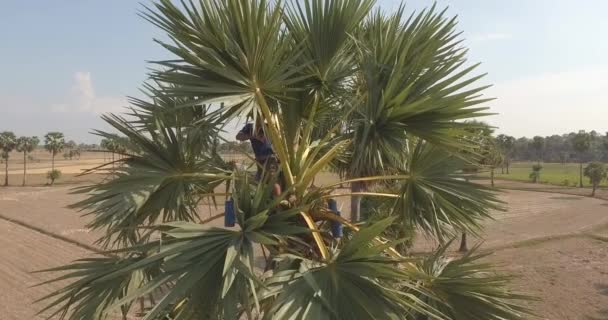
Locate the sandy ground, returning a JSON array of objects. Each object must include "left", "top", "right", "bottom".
[
  {"left": 491, "top": 236, "right": 608, "bottom": 320},
  {"left": 0, "top": 170, "right": 607, "bottom": 319}
]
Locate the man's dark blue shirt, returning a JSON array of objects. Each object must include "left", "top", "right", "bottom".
[{"left": 240, "top": 123, "right": 274, "bottom": 159}]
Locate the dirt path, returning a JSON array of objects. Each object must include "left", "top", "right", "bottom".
[
  {"left": 0, "top": 183, "right": 607, "bottom": 319},
  {"left": 0, "top": 218, "right": 94, "bottom": 319},
  {"left": 414, "top": 189, "right": 608, "bottom": 251},
  {"left": 490, "top": 236, "right": 608, "bottom": 320}
]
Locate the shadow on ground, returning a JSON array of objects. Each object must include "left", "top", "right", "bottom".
[
  {"left": 548, "top": 196, "right": 583, "bottom": 200},
  {"left": 585, "top": 284, "right": 608, "bottom": 320}
]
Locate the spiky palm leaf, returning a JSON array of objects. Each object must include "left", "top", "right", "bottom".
[
  {"left": 71, "top": 114, "right": 230, "bottom": 248},
  {"left": 260, "top": 218, "right": 444, "bottom": 320},
  {"left": 394, "top": 141, "right": 503, "bottom": 241},
  {"left": 409, "top": 242, "right": 532, "bottom": 320}
]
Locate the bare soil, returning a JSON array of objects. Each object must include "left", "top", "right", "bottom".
[{"left": 0, "top": 167, "right": 607, "bottom": 319}]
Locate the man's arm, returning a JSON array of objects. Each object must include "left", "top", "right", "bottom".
[
  {"left": 236, "top": 124, "right": 252, "bottom": 141},
  {"left": 236, "top": 131, "right": 250, "bottom": 141}
]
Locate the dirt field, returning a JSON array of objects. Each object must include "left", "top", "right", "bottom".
[{"left": 0, "top": 165, "right": 607, "bottom": 319}]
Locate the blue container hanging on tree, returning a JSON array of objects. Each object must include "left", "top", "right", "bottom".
[
  {"left": 327, "top": 199, "right": 343, "bottom": 238},
  {"left": 224, "top": 198, "right": 235, "bottom": 227}
]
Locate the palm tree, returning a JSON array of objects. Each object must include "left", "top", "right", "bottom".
[
  {"left": 40, "top": 1, "right": 531, "bottom": 319},
  {"left": 531, "top": 135, "right": 544, "bottom": 165},
  {"left": 481, "top": 140, "right": 504, "bottom": 188},
  {"left": 0, "top": 131, "right": 17, "bottom": 186},
  {"left": 44, "top": 132, "right": 65, "bottom": 173},
  {"left": 15, "top": 136, "right": 39, "bottom": 186},
  {"left": 584, "top": 162, "right": 607, "bottom": 197},
  {"left": 573, "top": 130, "right": 591, "bottom": 188},
  {"left": 496, "top": 134, "right": 515, "bottom": 174},
  {"left": 529, "top": 164, "right": 542, "bottom": 183}
]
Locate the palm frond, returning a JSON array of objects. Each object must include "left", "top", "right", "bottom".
[
  {"left": 348, "top": 5, "right": 492, "bottom": 177},
  {"left": 260, "top": 218, "right": 444, "bottom": 320},
  {"left": 71, "top": 114, "right": 230, "bottom": 248},
  {"left": 394, "top": 141, "right": 504, "bottom": 241},
  {"left": 35, "top": 254, "right": 152, "bottom": 320},
  {"left": 409, "top": 241, "right": 533, "bottom": 320},
  {"left": 142, "top": 0, "right": 308, "bottom": 120}
]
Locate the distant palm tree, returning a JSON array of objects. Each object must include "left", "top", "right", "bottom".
[
  {"left": 584, "top": 162, "right": 607, "bottom": 197},
  {"left": 44, "top": 132, "right": 65, "bottom": 173},
  {"left": 573, "top": 130, "right": 591, "bottom": 188},
  {"left": 15, "top": 136, "right": 39, "bottom": 186},
  {"left": 0, "top": 131, "right": 17, "bottom": 186},
  {"left": 529, "top": 164, "right": 542, "bottom": 183},
  {"left": 481, "top": 140, "right": 504, "bottom": 187},
  {"left": 496, "top": 134, "right": 515, "bottom": 174},
  {"left": 531, "top": 136, "right": 544, "bottom": 165}
]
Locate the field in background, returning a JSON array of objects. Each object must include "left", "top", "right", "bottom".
[
  {"left": 479, "top": 161, "right": 608, "bottom": 187},
  {"left": 1, "top": 149, "right": 608, "bottom": 318},
  {"left": 0, "top": 150, "right": 259, "bottom": 186},
  {"left": 0, "top": 149, "right": 107, "bottom": 186}
]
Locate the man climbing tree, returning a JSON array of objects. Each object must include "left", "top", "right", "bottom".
[{"left": 236, "top": 121, "right": 281, "bottom": 197}]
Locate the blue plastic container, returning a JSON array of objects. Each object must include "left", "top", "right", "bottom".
[
  {"left": 327, "top": 199, "right": 343, "bottom": 238},
  {"left": 224, "top": 198, "right": 235, "bottom": 227}
]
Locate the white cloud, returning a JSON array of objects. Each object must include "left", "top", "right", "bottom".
[
  {"left": 470, "top": 32, "right": 513, "bottom": 42},
  {"left": 487, "top": 66, "right": 608, "bottom": 137},
  {"left": 72, "top": 71, "right": 95, "bottom": 111},
  {"left": 53, "top": 71, "right": 126, "bottom": 114}
]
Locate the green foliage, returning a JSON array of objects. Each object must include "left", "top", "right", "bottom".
[
  {"left": 529, "top": 164, "right": 542, "bottom": 183},
  {"left": 410, "top": 242, "right": 532, "bottom": 320},
  {"left": 480, "top": 161, "right": 608, "bottom": 187},
  {"left": 495, "top": 134, "right": 515, "bottom": 155},
  {"left": 0, "top": 131, "right": 17, "bottom": 157},
  {"left": 531, "top": 136, "right": 544, "bottom": 161},
  {"left": 572, "top": 130, "right": 591, "bottom": 155},
  {"left": 38, "top": 1, "right": 532, "bottom": 319},
  {"left": 71, "top": 114, "right": 230, "bottom": 248},
  {"left": 44, "top": 132, "right": 65, "bottom": 156},
  {"left": 46, "top": 169, "right": 61, "bottom": 185},
  {"left": 584, "top": 162, "right": 607, "bottom": 187},
  {"left": 16, "top": 136, "right": 39, "bottom": 153},
  {"left": 395, "top": 142, "right": 503, "bottom": 241},
  {"left": 361, "top": 194, "right": 416, "bottom": 253}
]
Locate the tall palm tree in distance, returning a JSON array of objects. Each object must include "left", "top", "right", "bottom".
[
  {"left": 496, "top": 134, "right": 515, "bottom": 174},
  {"left": 40, "top": 1, "right": 532, "bottom": 319},
  {"left": 531, "top": 135, "right": 544, "bottom": 165},
  {"left": 0, "top": 131, "right": 17, "bottom": 186},
  {"left": 573, "top": 130, "right": 591, "bottom": 187},
  {"left": 44, "top": 132, "right": 65, "bottom": 173},
  {"left": 15, "top": 136, "right": 39, "bottom": 186}
]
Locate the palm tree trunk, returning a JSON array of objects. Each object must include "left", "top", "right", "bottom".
[
  {"left": 490, "top": 168, "right": 495, "bottom": 187},
  {"left": 4, "top": 159, "right": 8, "bottom": 186},
  {"left": 591, "top": 184, "right": 596, "bottom": 197},
  {"left": 458, "top": 232, "right": 468, "bottom": 252},
  {"left": 506, "top": 159, "right": 510, "bottom": 174},
  {"left": 52, "top": 152, "right": 55, "bottom": 171},
  {"left": 579, "top": 161, "right": 583, "bottom": 188},
  {"left": 501, "top": 166, "right": 504, "bottom": 174},
  {"left": 350, "top": 181, "right": 362, "bottom": 222},
  {"left": 22, "top": 151, "right": 26, "bottom": 186}
]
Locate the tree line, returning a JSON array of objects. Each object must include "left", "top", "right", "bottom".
[
  {"left": 0, "top": 131, "right": 137, "bottom": 186},
  {"left": 476, "top": 128, "right": 608, "bottom": 196},
  {"left": 0, "top": 131, "right": 68, "bottom": 185},
  {"left": 504, "top": 130, "right": 608, "bottom": 163}
]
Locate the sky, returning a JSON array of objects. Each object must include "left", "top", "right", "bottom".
[{"left": 1, "top": 0, "right": 607, "bottom": 143}]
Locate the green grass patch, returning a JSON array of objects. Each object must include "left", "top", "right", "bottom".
[{"left": 479, "top": 162, "right": 608, "bottom": 187}]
